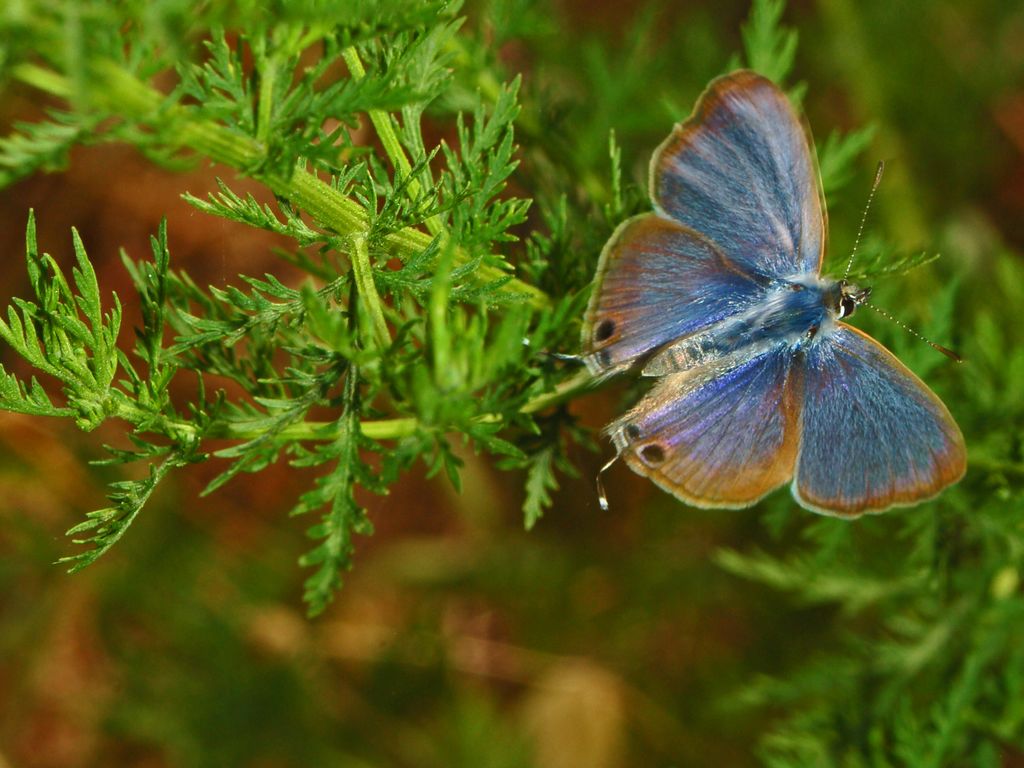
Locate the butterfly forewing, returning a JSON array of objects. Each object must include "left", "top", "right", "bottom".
[
  {"left": 581, "top": 213, "right": 763, "bottom": 376},
  {"left": 652, "top": 71, "right": 826, "bottom": 278}
]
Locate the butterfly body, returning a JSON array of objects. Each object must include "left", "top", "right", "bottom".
[
  {"left": 639, "top": 274, "right": 862, "bottom": 377},
  {"left": 583, "top": 70, "right": 966, "bottom": 517}
]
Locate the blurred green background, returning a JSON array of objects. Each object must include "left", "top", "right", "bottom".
[{"left": 2, "top": 0, "right": 1023, "bottom": 766}]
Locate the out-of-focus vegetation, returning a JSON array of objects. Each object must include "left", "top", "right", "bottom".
[{"left": 1, "top": 0, "right": 1022, "bottom": 765}]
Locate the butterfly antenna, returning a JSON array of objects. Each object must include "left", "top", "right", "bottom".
[
  {"left": 862, "top": 303, "right": 962, "bottom": 362},
  {"left": 844, "top": 161, "right": 886, "bottom": 281},
  {"left": 595, "top": 453, "right": 620, "bottom": 511}
]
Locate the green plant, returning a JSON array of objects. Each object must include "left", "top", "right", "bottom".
[{"left": 0, "top": 0, "right": 602, "bottom": 617}]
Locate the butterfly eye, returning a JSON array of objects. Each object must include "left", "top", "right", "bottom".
[
  {"left": 594, "top": 319, "right": 616, "bottom": 343},
  {"left": 624, "top": 424, "right": 642, "bottom": 441},
  {"left": 838, "top": 297, "right": 858, "bottom": 318},
  {"left": 639, "top": 444, "right": 666, "bottom": 466}
]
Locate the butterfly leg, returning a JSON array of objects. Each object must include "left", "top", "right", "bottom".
[{"left": 595, "top": 452, "right": 620, "bottom": 511}]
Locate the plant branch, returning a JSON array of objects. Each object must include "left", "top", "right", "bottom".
[
  {"left": 11, "top": 61, "right": 548, "bottom": 307},
  {"left": 105, "top": 367, "right": 594, "bottom": 446}
]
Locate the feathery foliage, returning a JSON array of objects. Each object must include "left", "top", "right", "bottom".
[{"left": 0, "top": 0, "right": 597, "bottom": 615}]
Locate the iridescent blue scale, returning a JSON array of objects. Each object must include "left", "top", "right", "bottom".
[{"left": 583, "top": 70, "right": 966, "bottom": 517}]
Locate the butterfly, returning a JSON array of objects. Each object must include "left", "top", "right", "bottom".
[{"left": 581, "top": 70, "right": 966, "bottom": 517}]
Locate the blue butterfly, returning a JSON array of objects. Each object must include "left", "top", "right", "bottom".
[{"left": 583, "top": 70, "right": 965, "bottom": 517}]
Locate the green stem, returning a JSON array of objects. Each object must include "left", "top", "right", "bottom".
[
  {"left": 271, "top": 165, "right": 369, "bottom": 239},
  {"left": 255, "top": 48, "right": 278, "bottom": 146},
  {"left": 350, "top": 234, "right": 391, "bottom": 348},
  {"left": 228, "top": 370, "right": 593, "bottom": 441},
  {"left": 113, "top": 395, "right": 421, "bottom": 443},
  {"left": 429, "top": 234, "right": 455, "bottom": 389},
  {"left": 520, "top": 368, "right": 598, "bottom": 415},
  {"left": 12, "top": 63, "right": 73, "bottom": 98},
  {"left": 340, "top": 51, "right": 406, "bottom": 171}
]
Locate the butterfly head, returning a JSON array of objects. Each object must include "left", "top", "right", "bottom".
[{"left": 836, "top": 280, "right": 872, "bottom": 319}]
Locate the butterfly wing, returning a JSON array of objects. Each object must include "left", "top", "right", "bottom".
[
  {"left": 652, "top": 70, "right": 826, "bottom": 278},
  {"left": 581, "top": 213, "right": 765, "bottom": 376},
  {"left": 794, "top": 325, "right": 966, "bottom": 516},
  {"left": 608, "top": 345, "right": 802, "bottom": 507}
]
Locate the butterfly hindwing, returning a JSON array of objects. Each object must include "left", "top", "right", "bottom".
[
  {"left": 794, "top": 325, "right": 966, "bottom": 516},
  {"left": 609, "top": 345, "right": 803, "bottom": 507},
  {"left": 582, "top": 213, "right": 764, "bottom": 376},
  {"left": 652, "top": 70, "right": 826, "bottom": 278}
]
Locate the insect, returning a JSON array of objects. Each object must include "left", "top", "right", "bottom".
[{"left": 582, "top": 70, "right": 966, "bottom": 517}]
